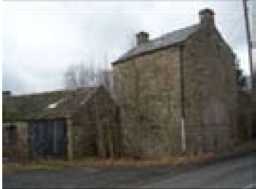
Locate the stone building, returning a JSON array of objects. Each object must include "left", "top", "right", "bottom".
[
  {"left": 3, "top": 86, "right": 121, "bottom": 160},
  {"left": 237, "top": 90, "right": 253, "bottom": 141},
  {"left": 112, "top": 9, "right": 238, "bottom": 157}
]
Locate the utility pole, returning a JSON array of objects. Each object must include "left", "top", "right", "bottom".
[{"left": 242, "top": 0, "right": 254, "bottom": 89}]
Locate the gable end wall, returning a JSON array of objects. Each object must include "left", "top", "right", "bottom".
[{"left": 182, "top": 25, "right": 238, "bottom": 154}]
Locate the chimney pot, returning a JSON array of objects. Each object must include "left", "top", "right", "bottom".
[
  {"left": 199, "top": 8, "right": 215, "bottom": 26},
  {"left": 136, "top": 31, "right": 149, "bottom": 45}
]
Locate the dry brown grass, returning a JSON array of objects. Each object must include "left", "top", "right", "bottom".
[
  {"left": 89, "top": 153, "right": 216, "bottom": 167},
  {"left": 4, "top": 140, "right": 255, "bottom": 175},
  {"left": 3, "top": 153, "right": 217, "bottom": 175}
]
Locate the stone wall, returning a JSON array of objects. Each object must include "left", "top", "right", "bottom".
[
  {"left": 113, "top": 24, "right": 238, "bottom": 157},
  {"left": 237, "top": 90, "right": 253, "bottom": 141},
  {"left": 182, "top": 25, "right": 238, "bottom": 154},
  {"left": 113, "top": 47, "right": 182, "bottom": 157},
  {"left": 3, "top": 121, "right": 29, "bottom": 161},
  {"left": 71, "top": 87, "right": 121, "bottom": 159},
  {"left": 70, "top": 107, "right": 97, "bottom": 158}
]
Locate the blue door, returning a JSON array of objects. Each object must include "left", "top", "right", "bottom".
[{"left": 29, "top": 120, "right": 67, "bottom": 158}]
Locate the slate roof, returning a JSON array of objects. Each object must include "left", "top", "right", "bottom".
[
  {"left": 3, "top": 87, "right": 99, "bottom": 121},
  {"left": 113, "top": 24, "right": 200, "bottom": 64}
]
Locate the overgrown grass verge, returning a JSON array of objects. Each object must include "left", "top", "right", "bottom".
[
  {"left": 3, "top": 139, "right": 255, "bottom": 175},
  {"left": 3, "top": 162, "right": 66, "bottom": 175},
  {"left": 3, "top": 153, "right": 215, "bottom": 175}
]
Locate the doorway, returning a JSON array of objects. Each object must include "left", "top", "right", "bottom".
[{"left": 29, "top": 120, "right": 67, "bottom": 158}]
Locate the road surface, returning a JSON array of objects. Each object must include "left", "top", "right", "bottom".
[
  {"left": 3, "top": 153, "right": 256, "bottom": 188},
  {"left": 144, "top": 154, "right": 256, "bottom": 188}
]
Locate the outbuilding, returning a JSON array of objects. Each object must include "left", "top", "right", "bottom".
[{"left": 3, "top": 86, "right": 121, "bottom": 161}]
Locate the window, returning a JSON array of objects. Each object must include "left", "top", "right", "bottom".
[{"left": 3, "top": 125, "right": 17, "bottom": 147}]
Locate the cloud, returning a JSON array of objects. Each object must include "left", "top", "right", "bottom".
[{"left": 3, "top": 1, "right": 250, "bottom": 94}]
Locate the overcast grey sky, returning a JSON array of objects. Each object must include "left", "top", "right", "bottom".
[{"left": 3, "top": 0, "right": 252, "bottom": 94}]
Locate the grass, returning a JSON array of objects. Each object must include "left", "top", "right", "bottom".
[
  {"left": 3, "top": 153, "right": 216, "bottom": 175},
  {"left": 3, "top": 161, "right": 67, "bottom": 175},
  {"left": 4, "top": 139, "right": 255, "bottom": 175}
]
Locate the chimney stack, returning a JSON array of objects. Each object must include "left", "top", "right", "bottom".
[
  {"left": 136, "top": 31, "right": 149, "bottom": 46},
  {"left": 3, "top": 90, "right": 11, "bottom": 97},
  {"left": 199, "top": 8, "right": 215, "bottom": 27}
]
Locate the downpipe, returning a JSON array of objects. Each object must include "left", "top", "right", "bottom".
[{"left": 181, "top": 117, "right": 186, "bottom": 153}]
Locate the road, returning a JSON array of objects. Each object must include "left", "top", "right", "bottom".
[
  {"left": 3, "top": 153, "right": 256, "bottom": 189},
  {"left": 144, "top": 154, "right": 256, "bottom": 188}
]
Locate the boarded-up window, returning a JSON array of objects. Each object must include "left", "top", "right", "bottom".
[{"left": 3, "top": 125, "right": 17, "bottom": 147}]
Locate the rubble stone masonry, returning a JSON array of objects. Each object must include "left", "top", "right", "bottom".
[{"left": 113, "top": 24, "right": 238, "bottom": 157}]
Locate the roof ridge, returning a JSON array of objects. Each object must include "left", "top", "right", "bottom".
[
  {"left": 7, "top": 89, "right": 68, "bottom": 98},
  {"left": 75, "top": 86, "right": 99, "bottom": 106},
  {"left": 6, "top": 86, "right": 99, "bottom": 98},
  {"left": 64, "top": 86, "right": 101, "bottom": 117},
  {"left": 113, "top": 24, "right": 200, "bottom": 64},
  {"left": 152, "top": 24, "right": 199, "bottom": 42}
]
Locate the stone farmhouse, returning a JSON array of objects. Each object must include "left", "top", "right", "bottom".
[
  {"left": 112, "top": 9, "right": 238, "bottom": 157},
  {"left": 3, "top": 87, "right": 121, "bottom": 160},
  {"left": 3, "top": 8, "right": 246, "bottom": 160}
]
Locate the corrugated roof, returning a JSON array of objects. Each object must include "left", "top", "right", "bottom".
[
  {"left": 3, "top": 87, "right": 99, "bottom": 121},
  {"left": 113, "top": 24, "right": 200, "bottom": 64}
]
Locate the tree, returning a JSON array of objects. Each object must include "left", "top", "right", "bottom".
[
  {"left": 63, "top": 60, "right": 114, "bottom": 94},
  {"left": 64, "top": 63, "right": 98, "bottom": 89},
  {"left": 236, "top": 68, "right": 247, "bottom": 89},
  {"left": 235, "top": 59, "right": 247, "bottom": 89}
]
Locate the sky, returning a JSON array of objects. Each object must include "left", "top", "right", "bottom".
[{"left": 2, "top": 0, "right": 253, "bottom": 94}]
